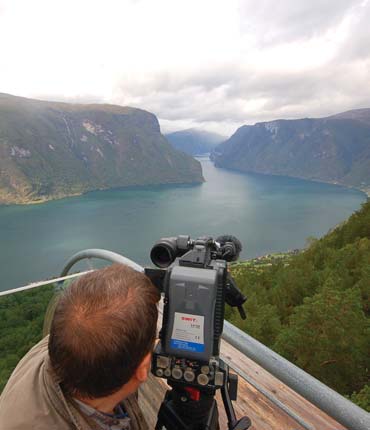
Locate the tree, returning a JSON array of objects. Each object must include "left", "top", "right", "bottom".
[
  {"left": 350, "top": 385, "right": 370, "bottom": 412},
  {"left": 273, "top": 282, "right": 369, "bottom": 394}
]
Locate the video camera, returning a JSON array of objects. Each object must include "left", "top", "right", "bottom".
[{"left": 145, "top": 235, "right": 251, "bottom": 430}]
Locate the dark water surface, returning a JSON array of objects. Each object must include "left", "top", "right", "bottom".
[{"left": 0, "top": 158, "right": 366, "bottom": 291}]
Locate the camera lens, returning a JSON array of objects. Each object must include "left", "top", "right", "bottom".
[
  {"left": 151, "top": 245, "right": 173, "bottom": 267},
  {"left": 150, "top": 238, "right": 178, "bottom": 267}
]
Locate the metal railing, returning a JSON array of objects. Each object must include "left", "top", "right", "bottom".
[
  {"left": 223, "top": 322, "right": 369, "bottom": 430},
  {"left": 1, "top": 248, "right": 369, "bottom": 430}
]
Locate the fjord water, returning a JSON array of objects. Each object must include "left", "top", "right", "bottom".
[{"left": 0, "top": 158, "right": 366, "bottom": 291}]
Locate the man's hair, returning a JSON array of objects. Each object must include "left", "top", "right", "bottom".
[{"left": 48, "top": 264, "right": 160, "bottom": 398}]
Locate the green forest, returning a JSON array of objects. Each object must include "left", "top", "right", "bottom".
[
  {"left": 0, "top": 200, "right": 369, "bottom": 410},
  {"left": 0, "top": 284, "right": 55, "bottom": 392},
  {"left": 227, "top": 199, "right": 370, "bottom": 410}
]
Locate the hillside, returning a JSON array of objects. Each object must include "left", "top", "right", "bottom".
[
  {"left": 166, "top": 128, "right": 226, "bottom": 155},
  {"left": 229, "top": 199, "right": 370, "bottom": 410},
  {"left": 213, "top": 109, "right": 370, "bottom": 194},
  {"left": 0, "top": 93, "right": 204, "bottom": 204}
]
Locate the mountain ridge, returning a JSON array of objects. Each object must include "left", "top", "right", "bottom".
[
  {"left": 166, "top": 128, "right": 226, "bottom": 155},
  {"left": 0, "top": 93, "right": 204, "bottom": 204},
  {"left": 213, "top": 108, "right": 370, "bottom": 196}
]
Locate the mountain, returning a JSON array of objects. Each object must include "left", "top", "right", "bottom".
[
  {"left": 0, "top": 93, "right": 204, "bottom": 204},
  {"left": 165, "top": 128, "right": 226, "bottom": 155},
  {"left": 331, "top": 108, "right": 370, "bottom": 125},
  {"left": 213, "top": 109, "right": 370, "bottom": 194}
]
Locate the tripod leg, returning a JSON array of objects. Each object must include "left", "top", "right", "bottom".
[
  {"left": 221, "top": 384, "right": 251, "bottom": 430},
  {"left": 155, "top": 388, "right": 221, "bottom": 430},
  {"left": 155, "top": 419, "right": 163, "bottom": 430},
  {"left": 205, "top": 399, "right": 220, "bottom": 430},
  {"left": 155, "top": 398, "right": 191, "bottom": 430},
  {"left": 219, "top": 360, "right": 251, "bottom": 430}
]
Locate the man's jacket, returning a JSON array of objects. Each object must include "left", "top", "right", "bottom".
[{"left": 0, "top": 337, "right": 149, "bottom": 430}]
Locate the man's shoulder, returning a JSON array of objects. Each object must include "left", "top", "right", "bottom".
[{"left": 0, "top": 336, "right": 73, "bottom": 430}]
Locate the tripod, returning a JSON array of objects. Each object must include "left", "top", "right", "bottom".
[{"left": 155, "top": 359, "right": 251, "bottom": 430}]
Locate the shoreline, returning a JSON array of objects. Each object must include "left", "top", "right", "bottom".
[
  {"left": 1, "top": 163, "right": 369, "bottom": 206},
  {"left": 0, "top": 192, "right": 84, "bottom": 207},
  {"left": 1, "top": 183, "right": 368, "bottom": 208},
  {"left": 0, "top": 180, "right": 204, "bottom": 207},
  {"left": 213, "top": 164, "right": 370, "bottom": 198}
]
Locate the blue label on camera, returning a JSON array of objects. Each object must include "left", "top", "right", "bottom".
[{"left": 170, "top": 339, "right": 205, "bottom": 353}]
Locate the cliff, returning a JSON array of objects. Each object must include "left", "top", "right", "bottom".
[
  {"left": 213, "top": 108, "right": 370, "bottom": 194},
  {"left": 0, "top": 93, "right": 204, "bottom": 204}
]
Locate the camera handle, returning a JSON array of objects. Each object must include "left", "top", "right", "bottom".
[{"left": 224, "top": 275, "right": 247, "bottom": 320}]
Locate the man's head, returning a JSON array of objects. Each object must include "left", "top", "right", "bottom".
[{"left": 48, "top": 264, "right": 160, "bottom": 399}]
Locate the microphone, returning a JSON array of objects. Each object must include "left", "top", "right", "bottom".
[{"left": 215, "top": 235, "right": 243, "bottom": 262}]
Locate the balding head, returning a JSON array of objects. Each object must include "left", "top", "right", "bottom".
[{"left": 48, "top": 264, "right": 160, "bottom": 398}]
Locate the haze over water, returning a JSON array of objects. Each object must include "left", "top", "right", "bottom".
[{"left": 0, "top": 158, "right": 366, "bottom": 291}]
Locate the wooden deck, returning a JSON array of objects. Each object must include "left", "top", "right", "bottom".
[{"left": 139, "top": 314, "right": 346, "bottom": 430}]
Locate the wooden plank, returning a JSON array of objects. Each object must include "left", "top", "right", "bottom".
[
  {"left": 215, "top": 378, "right": 306, "bottom": 430},
  {"left": 220, "top": 339, "right": 346, "bottom": 430}
]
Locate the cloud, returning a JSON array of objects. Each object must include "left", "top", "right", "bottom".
[
  {"left": 109, "top": 0, "right": 370, "bottom": 134},
  {"left": 0, "top": 0, "right": 369, "bottom": 135},
  {"left": 238, "top": 0, "right": 362, "bottom": 46}
]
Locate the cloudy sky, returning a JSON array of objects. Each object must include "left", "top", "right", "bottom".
[{"left": 1, "top": 0, "right": 369, "bottom": 135}]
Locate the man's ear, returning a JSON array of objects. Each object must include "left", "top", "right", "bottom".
[{"left": 135, "top": 352, "right": 152, "bottom": 383}]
